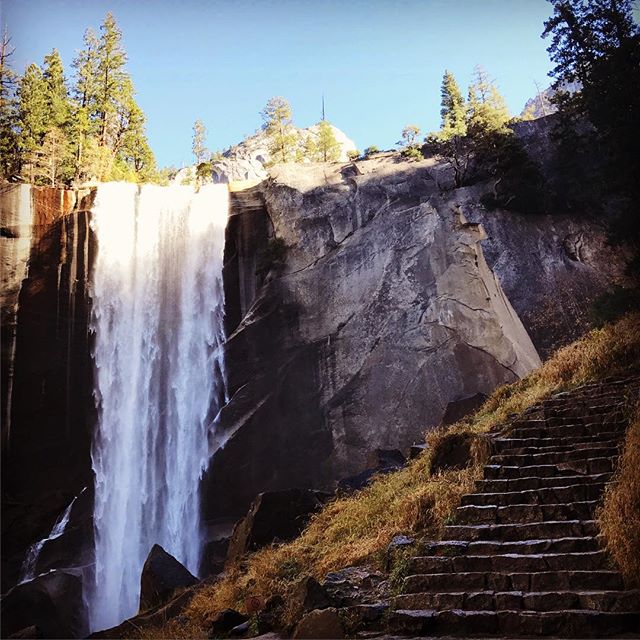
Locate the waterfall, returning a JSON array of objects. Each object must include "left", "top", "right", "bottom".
[
  {"left": 19, "top": 491, "right": 81, "bottom": 583},
  {"left": 88, "top": 182, "right": 228, "bottom": 631}
]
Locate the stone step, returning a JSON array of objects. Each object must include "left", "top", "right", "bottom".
[
  {"left": 495, "top": 435, "right": 623, "bottom": 455},
  {"left": 475, "top": 472, "right": 613, "bottom": 493},
  {"left": 490, "top": 446, "right": 620, "bottom": 467},
  {"left": 407, "top": 551, "right": 608, "bottom": 574},
  {"left": 461, "top": 483, "right": 606, "bottom": 506},
  {"left": 424, "top": 536, "right": 602, "bottom": 557},
  {"left": 394, "top": 589, "right": 640, "bottom": 613},
  {"left": 401, "top": 570, "right": 624, "bottom": 594},
  {"left": 455, "top": 501, "right": 599, "bottom": 525},
  {"left": 483, "top": 457, "right": 615, "bottom": 479},
  {"left": 542, "top": 394, "right": 629, "bottom": 407},
  {"left": 443, "top": 520, "right": 598, "bottom": 542},
  {"left": 510, "top": 421, "right": 626, "bottom": 439},
  {"left": 390, "top": 608, "right": 640, "bottom": 637}
]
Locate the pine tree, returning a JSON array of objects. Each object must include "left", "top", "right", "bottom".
[
  {"left": 0, "top": 29, "right": 18, "bottom": 178},
  {"left": 467, "top": 65, "right": 510, "bottom": 134},
  {"left": 439, "top": 70, "right": 467, "bottom": 138},
  {"left": 42, "top": 49, "right": 70, "bottom": 129},
  {"left": 70, "top": 29, "right": 100, "bottom": 180},
  {"left": 261, "top": 96, "right": 298, "bottom": 163},
  {"left": 33, "top": 126, "right": 72, "bottom": 185},
  {"left": 96, "top": 13, "right": 128, "bottom": 147},
  {"left": 16, "top": 63, "right": 48, "bottom": 180},
  {"left": 192, "top": 119, "right": 208, "bottom": 163},
  {"left": 543, "top": 0, "right": 640, "bottom": 274},
  {"left": 72, "top": 28, "right": 100, "bottom": 110},
  {"left": 116, "top": 97, "right": 156, "bottom": 181},
  {"left": 315, "top": 120, "right": 341, "bottom": 162}
]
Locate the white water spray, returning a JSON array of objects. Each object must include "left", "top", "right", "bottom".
[
  {"left": 19, "top": 490, "right": 82, "bottom": 583},
  {"left": 88, "top": 183, "right": 228, "bottom": 631}
]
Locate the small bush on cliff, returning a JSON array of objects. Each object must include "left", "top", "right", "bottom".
[
  {"left": 256, "top": 237, "right": 287, "bottom": 279},
  {"left": 363, "top": 145, "right": 379, "bottom": 157},
  {"left": 598, "top": 401, "right": 640, "bottom": 586}
]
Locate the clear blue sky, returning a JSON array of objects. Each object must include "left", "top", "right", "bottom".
[{"left": 3, "top": 0, "right": 556, "bottom": 168}]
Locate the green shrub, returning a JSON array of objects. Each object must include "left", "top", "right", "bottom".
[
  {"left": 401, "top": 146, "right": 424, "bottom": 161},
  {"left": 256, "top": 237, "right": 287, "bottom": 277}
]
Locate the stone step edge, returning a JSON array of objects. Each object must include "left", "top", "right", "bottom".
[{"left": 457, "top": 498, "right": 600, "bottom": 508}]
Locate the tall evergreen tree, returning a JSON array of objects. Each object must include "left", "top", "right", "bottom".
[
  {"left": 95, "top": 13, "right": 128, "bottom": 147},
  {"left": 439, "top": 70, "right": 467, "bottom": 137},
  {"left": 192, "top": 119, "right": 208, "bottom": 163},
  {"left": 0, "top": 29, "right": 18, "bottom": 178},
  {"left": 261, "top": 96, "right": 298, "bottom": 163},
  {"left": 315, "top": 120, "right": 341, "bottom": 162},
  {"left": 42, "top": 49, "right": 70, "bottom": 129},
  {"left": 543, "top": 0, "right": 640, "bottom": 274},
  {"left": 72, "top": 28, "right": 100, "bottom": 110},
  {"left": 467, "top": 65, "right": 510, "bottom": 134},
  {"left": 16, "top": 63, "right": 48, "bottom": 180},
  {"left": 70, "top": 29, "right": 100, "bottom": 180}
]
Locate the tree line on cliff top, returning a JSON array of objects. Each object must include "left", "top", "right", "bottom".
[
  {"left": 0, "top": 13, "right": 160, "bottom": 186},
  {"left": 413, "top": 0, "right": 638, "bottom": 283}
]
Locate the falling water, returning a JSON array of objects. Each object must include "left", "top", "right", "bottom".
[
  {"left": 88, "top": 183, "right": 228, "bottom": 631},
  {"left": 19, "top": 490, "right": 82, "bottom": 583}
]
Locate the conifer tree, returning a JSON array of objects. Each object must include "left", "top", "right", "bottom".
[
  {"left": 315, "top": 120, "right": 341, "bottom": 162},
  {"left": 95, "top": 13, "right": 128, "bottom": 147},
  {"left": 72, "top": 28, "right": 100, "bottom": 110},
  {"left": 0, "top": 29, "right": 18, "bottom": 178},
  {"left": 467, "top": 65, "right": 510, "bottom": 134},
  {"left": 42, "top": 49, "right": 70, "bottom": 129},
  {"left": 70, "top": 29, "right": 100, "bottom": 179},
  {"left": 192, "top": 119, "right": 208, "bottom": 163},
  {"left": 261, "top": 96, "right": 298, "bottom": 163},
  {"left": 439, "top": 70, "right": 467, "bottom": 137},
  {"left": 543, "top": 0, "right": 640, "bottom": 274},
  {"left": 16, "top": 63, "right": 48, "bottom": 181}
]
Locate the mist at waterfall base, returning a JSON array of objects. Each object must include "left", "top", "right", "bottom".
[{"left": 88, "top": 183, "right": 228, "bottom": 631}]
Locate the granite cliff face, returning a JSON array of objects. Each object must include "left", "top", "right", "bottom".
[
  {"left": 1, "top": 184, "right": 95, "bottom": 591},
  {"left": 0, "top": 141, "right": 627, "bottom": 600},
  {"left": 204, "top": 155, "right": 626, "bottom": 518}
]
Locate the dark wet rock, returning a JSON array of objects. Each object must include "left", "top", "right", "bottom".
[
  {"left": 256, "top": 595, "right": 285, "bottom": 633},
  {"left": 226, "top": 489, "right": 329, "bottom": 563},
  {"left": 229, "top": 620, "right": 251, "bottom": 637},
  {"left": 203, "top": 536, "right": 231, "bottom": 576},
  {"left": 139, "top": 544, "right": 198, "bottom": 612},
  {"left": 409, "top": 443, "right": 428, "bottom": 459},
  {"left": 366, "top": 449, "right": 406, "bottom": 470},
  {"left": 337, "top": 450, "right": 406, "bottom": 493},
  {"left": 292, "top": 607, "right": 345, "bottom": 639},
  {"left": 208, "top": 609, "right": 249, "bottom": 637},
  {"left": 0, "top": 570, "right": 88, "bottom": 639},
  {"left": 322, "top": 566, "right": 388, "bottom": 607},
  {"left": 385, "top": 535, "right": 416, "bottom": 570},
  {"left": 291, "top": 576, "right": 330, "bottom": 614},
  {"left": 89, "top": 587, "right": 195, "bottom": 639},
  {"left": 429, "top": 431, "right": 475, "bottom": 474},
  {"left": 441, "top": 392, "right": 487, "bottom": 426},
  {"left": 7, "top": 626, "right": 40, "bottom": 639}
]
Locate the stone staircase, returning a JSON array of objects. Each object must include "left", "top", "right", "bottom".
[{"left": 389, "top": 376, "right": 640, "bottom": 638}]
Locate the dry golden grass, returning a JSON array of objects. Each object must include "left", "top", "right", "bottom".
[
  {"left": 598, "top": 401, "right": 640, "bottom": 587},
  {"left": 147, "top": 312, "right": 640, "bottom": 637}
]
